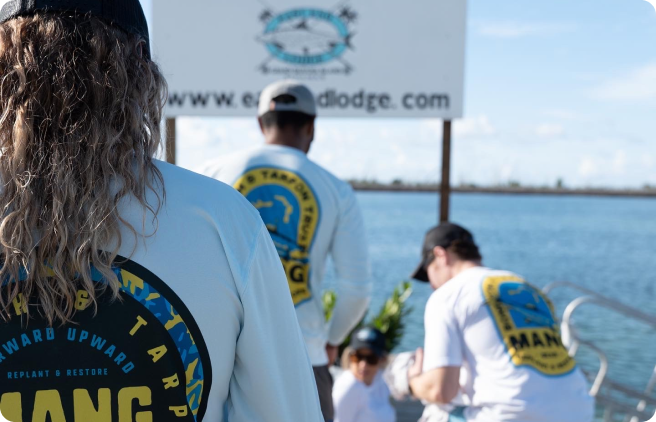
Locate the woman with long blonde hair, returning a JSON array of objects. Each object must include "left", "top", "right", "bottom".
[{"left": 0, "top": 1, "right": 323, "bottom": 421}]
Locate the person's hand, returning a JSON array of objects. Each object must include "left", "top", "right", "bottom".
[
  {"left": 408, "top": 347, "right": 424, "bottom": 379},
  {"left": 326, "top": 343, "right": 339, "bottom": 365}
]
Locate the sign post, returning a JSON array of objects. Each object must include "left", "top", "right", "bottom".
[
  {"left": 165, "top": 118, "right": 176, "bottom": 165},
  {"left": 440, "top": 120, "right": 452, "bottom": 222}
]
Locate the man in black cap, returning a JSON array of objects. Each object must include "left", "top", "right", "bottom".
[
  {"left": 406, "top": 223, "right": 594, "bottom": 422},
  {"left": 409, "top": 223, "right": 482, "bottom": 290}
]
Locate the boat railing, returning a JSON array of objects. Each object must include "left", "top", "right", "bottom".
[{"left": 543, "top": 281, "right": 656, "bottom": 422}]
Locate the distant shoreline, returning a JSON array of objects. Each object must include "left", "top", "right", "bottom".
[{"left": 349, "top": 182, "right": 656, "bottom": 198}]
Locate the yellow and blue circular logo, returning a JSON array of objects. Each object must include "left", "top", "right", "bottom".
[
  {"left": 234, "top": 167, "right": 321, "bottom": 306},
  {"left": 0, "top": 257, "right": 212, "bottom": 421}
]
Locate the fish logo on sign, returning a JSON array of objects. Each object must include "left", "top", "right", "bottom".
[{"left": 257, "top": 4, "right": 357, "bottom": 78}]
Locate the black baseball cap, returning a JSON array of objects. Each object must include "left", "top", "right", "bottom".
[
  {"left": 410, "top": 223, "right": 476, "bottom": 282},
  {"left": 0, "top": 0, "right": 150, "bottom": 58},
  {"left": 350, "top": 327, "right": 387, "bottom": 357}
]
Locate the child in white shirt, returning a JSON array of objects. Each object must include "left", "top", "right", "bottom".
[{"left": 333, "top": 327, "right": 396, "bottom": 422}]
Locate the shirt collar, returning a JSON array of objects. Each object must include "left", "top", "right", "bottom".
[{"left": 260, "top": 143, "right": 307, "bottom": 157}]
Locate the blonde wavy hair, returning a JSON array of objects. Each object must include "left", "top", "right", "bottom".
[{"left": 0, "top": 13, "right": 167, "bottom": 324}]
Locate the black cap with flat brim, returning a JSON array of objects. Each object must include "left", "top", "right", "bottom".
[
  {"left": 410, "top": 223, "right": 476, "bottom": 283},
  {"left": 0, "top": 0, "right": 150, "bottom": 58},
  {"left": 410, "top": 260, "right": 430, "bottom": 283},
  {"left": 350, "top": 327, "right": 387, "bottom": 357}
]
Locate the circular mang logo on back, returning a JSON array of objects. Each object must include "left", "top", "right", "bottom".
[{"left": 0, "top": 257, "right": 212, "bottom": 422}]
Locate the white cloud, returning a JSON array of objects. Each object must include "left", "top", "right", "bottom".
[
  {"left": 176, "top": 117, "right": 260, "bottom": 171},
  {"left": 379, "top": 128, "right": 392, "bottom": 139},
  {"left": 453, "top": 115, "right": 496, "bottom": 138},
  {"left": 611, "top": 150, "right": 627, "bottom": 175},
  {"left": 542, "top": 109, "right": 588, "bottom": 121},
  {"left": 578, "top": 157, "right": 598, "bottom": 177},
  {"left": 396, "top": 154, "right": 408, "bottom": 166},
  {"left": 592, "top": 63, "right": 656, "bottom": 101},
  {"left": 177, "top": 118, "right": 226, "bottom": 148},
  {"left": 577, "top": 150, "right": 628, "bottom": 181},
  {"left": 536, "top": 123, "right": 565, "bottom": 138},
  {"left": 315, "top": 151, "right": 334, "bottom": 166},
  {"left": 500, "top": 164, "right": 514, "bottom": 180},
  {"left": 418, "top": 116, "right": 496, "bottom": 140},
  {"left": 390, "top": 143, "right": 409, "bottom": 166},
  {"left": 174, "top": 115, "right": 651, "bottom": 188},
  {"left": 477, "top": 22, "right": 576, "bottom": 39}
]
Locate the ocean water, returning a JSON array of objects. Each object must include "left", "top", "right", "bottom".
[{"left": 325, "top": 191, "right": 656, "bottom": 414}]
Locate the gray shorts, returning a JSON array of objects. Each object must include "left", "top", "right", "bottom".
[{"left": 313, "top": 365, "right": 334, "bottom": 422}]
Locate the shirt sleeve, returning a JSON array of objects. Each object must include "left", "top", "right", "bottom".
[
  {"left": 333, "top": 375, "right": 365, "bottom": 422},
  {"left": 327, "top": 185, "right": 372, "bottom": 346},
  {"left": 227, "top": 226, "right": 324, "bottom": 422},
  {"left": 422, "top": 294, "right": 464, "bottom": 371}
]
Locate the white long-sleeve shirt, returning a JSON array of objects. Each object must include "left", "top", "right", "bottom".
[
  {"left": 199, "top": 144, "right": 372, "bottom": 365},
  {"left": 0, "top": 161, "right": 323, "bottom": 422}
]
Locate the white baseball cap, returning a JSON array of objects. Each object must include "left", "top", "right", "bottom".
[{"left": 258, "top": 80, "right": 317, "bottom": 117}]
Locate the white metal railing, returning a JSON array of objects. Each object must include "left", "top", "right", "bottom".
[{"left": 542, "top": 282, "right": 656, "bottom": 422}]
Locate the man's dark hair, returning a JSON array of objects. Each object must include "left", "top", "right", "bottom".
[
  {"left": 448, "top": 239, "right": 483, "bottom": 262},
  {"left": 260, "top": 110, "right": 315, "bottom": 131},
  {"left": 422, "top": 239, "right": 482, "bottom": 271}
]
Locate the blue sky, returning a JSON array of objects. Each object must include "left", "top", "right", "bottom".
[{"left": 143, "top": 0, "right": 656, "bottom": 188}]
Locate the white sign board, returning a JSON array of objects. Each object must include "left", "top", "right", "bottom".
[{"left": 153, "top": 0, "right": 467, "bottom": 118}]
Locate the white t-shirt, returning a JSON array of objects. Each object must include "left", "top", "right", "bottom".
[
  {"left": 199, "top": 144, "right": 372, "bottom": 365},
  {"left": 422, "top": 266, "right": 594, "bottom": 422},
  {"left": 0, "top": 160, "right": 323, "bottom": 422},
  {"left": 333, "top": 371, "right": 396, "bottom": 422}
]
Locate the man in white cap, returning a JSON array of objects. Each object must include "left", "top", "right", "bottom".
[{"left": 199, "top": 80, "right": 372, "bottom": 421}]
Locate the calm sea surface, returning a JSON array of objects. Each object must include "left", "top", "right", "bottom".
[{"left": 325, "top": 192, "right": 656, "bottom": 408}]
